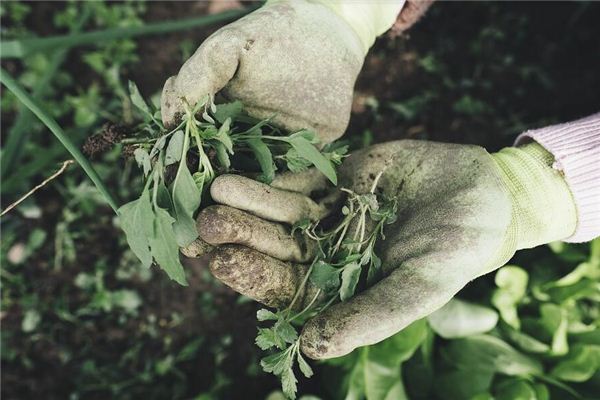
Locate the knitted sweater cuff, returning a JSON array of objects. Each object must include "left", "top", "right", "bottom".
[{"left": 515, "top": 112, "right": 600, "bottom": 242}]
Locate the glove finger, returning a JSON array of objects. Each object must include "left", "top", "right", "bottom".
[
  {"left": 299, "top": 263, "right": 463, "bottom": 360},
  {"left": 198, "top": 205, "right": 316, "bottom": 263},
  {"left": 161, "top": 32, "right": 242, "bottom": 127},
  {"left": 180, "top": 237, "right": 215, "bottom": 258},
  {"left": 270, "top": 168, "right": 331, "bottom": 196},
  {"left": 209, "top": 244, "right": 319, "bottom": 309},
  {"left": 210, "top": 174, "right": 331, "bottom": 224}
]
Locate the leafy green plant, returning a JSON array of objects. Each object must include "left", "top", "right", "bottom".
[
  {"left": 256, "top": 175, "right": 398, "bottom": 398},
  {"left": 120, "top": 83, "right": 345, "bottom": 285}
]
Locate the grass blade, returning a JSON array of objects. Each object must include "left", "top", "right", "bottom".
[
  {"left": 0, "top": 7, "right": 92, "bottom": 181},
  {"left": 0, "top": 68, "right": 119, "bottom": 213},
  {"left": 1, "top": 8, "right": 255, "bottom": 59}
]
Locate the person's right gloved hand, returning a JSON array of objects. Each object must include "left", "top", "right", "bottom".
[
  {"left": 161, "top": 0, "right": 405, "bottom": 144},
  {"left": 192, "top": 139, "right": 578, "bottom": 359}
]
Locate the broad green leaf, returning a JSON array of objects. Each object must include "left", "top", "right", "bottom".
[
  {"left": 256, "top": 328, "right": 281, "bottom": 350},
  {"left": 339, "top": 262, "right": 361, "bottom": 301},
  {"left": 261, "top": 350, "right": 289, "bottom": 375},
  {"left": 442, "top": 334, "right": 543, "bottom": 377},
  {"left": 214, "top": 100, "right": 242, "bottom": 124},
  {"left": 492, "top": 265, "right": 529, "bottom": 329},
  {"left": 435, "top": 369, "right": 494, "bottom": 400},
  {"left": 540, "top": 304, "right": 568, "bottom": 355},
  {"left": 495, "top": 378, "right": 537, "bottom": 400},
  {"left": 274, "top": 320, "right": 298, "bottom": 344},
  {"left": 128, "top": 80, "right": 152, "bottom": 119},
  {"left": 149, "top": 207, "right": 187, "bottom": 285},
  {"left": 281, "top": 367, "right": 298, "bottom": 399},
  {"left": 118, "top": 190, "right": 154, "bottom": 268},
  {"left": 156, "top": 180, "right": 174, "bottom": 212},
  {"left": 428, "top": 298, "right": 498, "bottom": 339},
  {"left": 288, "top": 136, "right": 337, "bottom": 185},
  {"left": 247, "top": 137, "right": 275, "bottom": 183},
  {"left": 309, "top": 260, "right": 341, "bottom": 293},
  {"left": 164, "top": 130, "right": 184, "bottom": 166},
  {"left": 133, "top": 148, "right": 151, "bottom": 176},
  {"left": 551, "top": 344, "right": 600, "bottom": 382},
  {"left": 503, "top": 325, "right": 550, "bottom": 354},
  {"left": 172, "top": 162, "right": 201, "bottom": 247}
]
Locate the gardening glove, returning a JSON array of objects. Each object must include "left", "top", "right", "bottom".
[
  {"left": 160, "top": 0, "right": 407, "bottom": 144},
  {"left": 195, "top": 139, "right": 577, "bottom": 359}
]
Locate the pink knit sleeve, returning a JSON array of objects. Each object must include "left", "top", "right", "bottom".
[{"left": 515, "top": 112, "right": 600, "bottom": 243}]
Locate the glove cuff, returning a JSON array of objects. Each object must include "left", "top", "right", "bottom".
[
  {"left": 491, "top": 143, "right": 577, "bottom": 250},
  {"left": 305, "top": 0, "right": 406, "bottom": 53}
]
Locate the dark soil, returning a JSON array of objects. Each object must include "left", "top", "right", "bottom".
[{"left": 2, "top": 2, "right": 599, "bottom": 400}]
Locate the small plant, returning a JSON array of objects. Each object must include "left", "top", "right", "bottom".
[
  {"left": 256, "top": 175, "right": 398, "bottom": 398},
  {"left": 119, "top": 82, "right": 346, "bottom": 284}
]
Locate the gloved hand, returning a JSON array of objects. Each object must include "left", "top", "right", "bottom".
[
  {"left": 160, "top": 0, "right": 405, "bottom": 144},
  {"left": 193, "top": 139, "right": 577, "bottom": 359}
]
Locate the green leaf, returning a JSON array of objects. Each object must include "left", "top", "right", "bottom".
[
  {"left": 297, "top": 352, "right": 314, "bottom": 378},
  {"left": 339, "top": 262, "right": 361, "bottom": 301},
  {"left": 274, "top": 319, "right": 298, "bottom": 344},
  {"left": 172, "top": 162, "right": 201, "bottom": 247},
  {"left": 247, "top": 137, "right": 275, "bottom": 183},
  {"left": 288, "top": 136, "right": 337, "bottom": 185},
  {"left": 495, "top": 378, "right": 537, "bottom": 400},
  {"left": 216, "top": 117, "right": 233, "bottom": 153},
  {"left": 214, "top": 100, "right": 242, "bottom": 124},
  {"left": 539, "top": 303, "right": 568, "bottom": 355},
  {"left": 502, "top": 325, "right": 550, "bottom": 354},
  {"left": 261, "top": 350, "right": 290, "bottom": 375},
  {"left": 428, "top": 298, "right": 498, "bottom": 339},
  {"left": 128, "top": 80, "right": 152, "bottom": 119},
  {"left": 164, "top": 130, "right": 184, "bottom": 166},
  {"left": 118, "top": 190, "right": 154, "bottom": 268},
  {"left": 550, "top": 344, "right": 600, "bottom": 382},
  {"left": 281, "top": 367, "right": 298, "bottom": 399},
  {"left": 435, "top": 369, "right": 494, "bottom": 400},
  {"left": 256, "top": 328, "right": 281, "bottom": 350},
  {"left": 442, "top": 334, "right": 543, "bottom": 377},
  {"left": 214, "top": 142, "right": 231, "bottom": 170},
  {"left": 149, "top": 207, "right": 188, "bottom": 285},
  {"left": 257, "top": 308, "right": 278, "bottom": 321},
  {"left": 149, "top": 135, "right": 167, "bottom": 159},
  {"left": 284, "top": 147, "right": 312, "bottom": 173},
  {"left": 133, "top": 148, "right": 151, "bottom": 176},
  {"left": 492, "top": 265, "right": 529, "bottom": 329},
  {"left": 309, "top": 260, "right": 341, "bottom": 293}
]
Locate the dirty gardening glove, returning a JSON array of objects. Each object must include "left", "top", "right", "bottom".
[
  {"left": 195, "top": 139, "right": 577, "bottom": 359},
  {"left": 161, "top": 0, "right": 405, "bottom": 143}
]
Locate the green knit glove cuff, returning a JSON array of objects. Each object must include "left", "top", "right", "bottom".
[{"left": 491, "top": 143, "right": 577, "bottom": 252}]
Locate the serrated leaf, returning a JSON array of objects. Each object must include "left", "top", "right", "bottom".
[
  {"left": 148, "top": 207, "right": 187, "bottom": 285},
  {"left": 288, "top": 136, "right": 337, "bottom": 185},
  {"left": 340, "top": 262, "right": 361, "bottom": 301},
  {"left": 247, "top": 137, "right": 275, "bottom": 183},
  {"left": 257, "top": 308, "right": 278, "bottom": 321},
  {"left": 285, "top": 147, "right": 312, "bottom": 173},
  {"left": 260, "top": 350, "right": 289, "bottom": 375},
  {"left": 297, "top": 352, "right": 314, "bottom": 378},
  {"left": 275, "top": 320, "right": 298, "bottom": 344},
  {"left": 118, "top": 190, "right": 154, "bottom": 268},
  {"left": 165, "top": 130, "right": 184, "bottom": 166},
  {"left": 172, "top": 162, "right": 201, "bottom": 247},
  {"left": 281, "top": 367, "right": 298, "bottom": 399},
  {"left": 133, "top": 148, "right": 152, "bottom": 177},
  {"left": 256, "top": 328, "right": 280, "bottom": 350},
  {"left": 309, "top": 260, "right": 341, "bottom": 293}
]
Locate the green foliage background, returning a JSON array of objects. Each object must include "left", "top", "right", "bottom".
[{"left": 1, "top": 1, "right": 599, "bottom": 399}]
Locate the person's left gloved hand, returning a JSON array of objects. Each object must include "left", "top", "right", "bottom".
[{"left": 191, "top": 140, "right": 577, "bottom": 359}]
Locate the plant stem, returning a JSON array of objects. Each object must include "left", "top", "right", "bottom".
[
  {"left": 0, "top": 68, "right": 119, "bottom": 213},
  {"left": 1, "top": 8, "right": 256, "bottom": 59}
]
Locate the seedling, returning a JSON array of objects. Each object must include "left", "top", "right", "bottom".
[
  {"left": 256, "top": 174, "right": 398, "bottom": 398},
  {"left": 119, "top": 82, "right": 346, "bottom": 284}
]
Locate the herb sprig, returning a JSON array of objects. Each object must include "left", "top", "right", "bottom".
[
  {"left": 118, "top": 82, "right": 347, "bottom": 284},
  {"left": 256, "top": 173, "right": 398, "bottom": 399}
]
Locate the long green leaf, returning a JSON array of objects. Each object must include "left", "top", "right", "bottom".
[
  {"left": 0, "top": 68, "right": 119, "bottom": 213},
  {"left": 1, "top": 7, "right": 92, "bottom": 182},
  {"left": 1, "top": 8, "right": 255, "bottom": 59}
]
